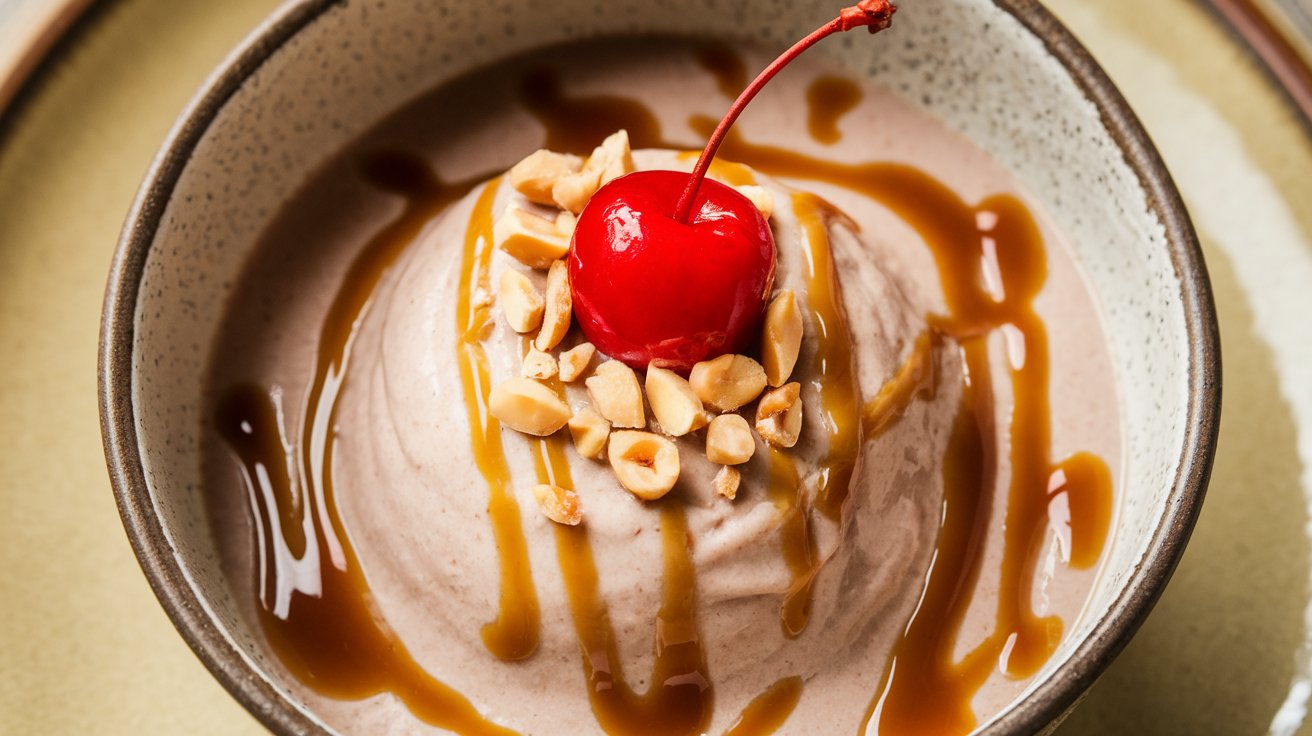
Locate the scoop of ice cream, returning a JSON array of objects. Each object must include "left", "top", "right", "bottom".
[{"left": 330, "top": 150, "right": 962, "bottom": 732}]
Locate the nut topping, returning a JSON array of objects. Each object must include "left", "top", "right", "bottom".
[
  {"left": 494, "top": 208, "right": 571, "bottom": 270},
  {"left": 558, "top": 342, "right": 596, "bottom": 383},
  {"left": 585, "top": 360, "right": 645, "bottom": 428},
  {"left": 755, "top": 382, "right": 803, "bottom": 448},
  {"left": 498, "top": 270, "right": 544, "bottom": 334},
  {"left": 736, "top": 184, "right": 774, "bottom": 220},
  {"left": 534, "top": 259, "right": 572, "bottom": 351},
  {"left": 589, "top": 129, "right": 635, "bottom": 187},
  {"left": 530, "top": 483, "right": 583, "bottom": 526},
  {"left": 644, "top": 365, "right": 704, "bottom": 437},
  {"left": 551, "top": 130, "right": 634, "bottom": 213},
  {"left": 713, "top": 465, "right": 741, "bottom": 500},
  {"left": 555, "top": 210, "right": 577, "bottom": 238},
  {"left": 608, "top": 430, "right": 680, "bottom": 500},
  {"left": 488, "top": 377, "right": 572, "bottom": 436},
  {"left": 706, "top": 413, "right": 755, "bottom": 465},
  {"left": 761, "top": 289, "right": 803, "bottom": 386},
  {"left": 567, "top": 406, "right": 611, "bottom": 459},
  {"left": 522, "top": 346, "right": 558, "bottom": 380},
  {"left": 508, "top": 149, "right": 584, "bottom": 206},
  {"left": 689, "top": 354, "right": 768, "bottom": 412}
]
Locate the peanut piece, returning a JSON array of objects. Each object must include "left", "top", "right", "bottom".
[
  {"left": 762, "top": 289, "right": 803, "bottom": 386},
  {"left": 645, "top": 365, "right": 704, "bottom": 437},
  {"left": 556, "top": 210, "right": 577, "bottom": 238},
  {"left": 736, "top": 185, "right": 774, "bottom": 220},
  {"left": 589, "top": 129, "right": 634, "bottom": 187},
  {"left": 706, "top": 413, "right": 755, "bottom": 465},
  {"left": 522, "top": 346, "right": 557, "bottom": 380},
  {"left": 689, "top": 354, "right": 767, "bottom": 412},
  {"left": 508, "top": 149, "right": 583, "bottom": 206},
  {"left": 530, "top": 483, "right": 583, "bottom": 526},
  {"left": 558, "top": 342, "right": 596, "bottom": 382},
  {"left": 585, "top": 360, "right": 645, "bottom": 428},
  {"left": 608, "top": 430, "right": 680, "bottom": 500},
  {"left": 488, "top": 377, "right": 572, "bottom": 436},
  {"left": 551, "top": 168, "right": 603, "bottom": 214},
  {"left": 713, "top": 465, "right": 741, "bottom": 500},
  {"left": 756, "top": 382, "right": 803, "bottom": 448},
  {"left": 535, "top": 259, "right": 572, "bottom": 351},
  {"left": 568, "top": 406, "right": 611, "bottom": 459},
  {"left": 495, "top": 208, "right": 570, "bottom": 270},
  {"left": 498, "top": 270, "right": 544, "bottom": 333},
  {"left": 551, "top": 130, "right": 634, "bottom": 213}
]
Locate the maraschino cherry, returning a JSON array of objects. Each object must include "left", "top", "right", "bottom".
[{"left": 569, "top": 0, "right": 895, "bottom": 373}]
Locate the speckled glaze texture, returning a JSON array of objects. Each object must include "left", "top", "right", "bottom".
[{"left": 99, "top": 0, "right": 1219, "bottom": 734}]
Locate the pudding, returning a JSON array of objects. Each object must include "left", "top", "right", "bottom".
[{"left": 203, "top": 32, "right": 1119, "bottom": 736}]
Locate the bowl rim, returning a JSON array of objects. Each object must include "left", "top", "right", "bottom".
[{"left": 98, "top": 0, "right": 1221, "bottom": 733}]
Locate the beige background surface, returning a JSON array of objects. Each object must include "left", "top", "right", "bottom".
[{"left": 0, "top": 0, "right": 1308, "bottom": 733}]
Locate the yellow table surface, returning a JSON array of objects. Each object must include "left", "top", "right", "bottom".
[{"left": 1, "top": 0, "right": 1309, "bottom": 733}]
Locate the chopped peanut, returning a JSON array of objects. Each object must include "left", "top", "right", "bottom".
[
  {"left": 488, "top": 377, "right": 572, "bottom": 436},
  {"left": 494, "top": 208, "right": 570, "bottom": 270},
  {"left": 558, "top": 342, "right": 596, "bottom": 382},
  {"left": 551, "top": 168, "right": 603, "bottom": 214},
  {"left": 530, "top": 483, "right": 583, "bottom": 526},
  {"left": 756, "top": 382, "right": 803, "bottom": 448},
  {"left": 522, "top": 346, "right": 557, "bottom": 380},
  {"left": 567, "top": 406, "right": 611, "bottom": 459},
  {"left": 534, "top": 260, "right": 572, "bottom": 350},
  {"left": 508, "top": 149, "right": 583, "bottom": 206},
  {"left": 551, "top": 130, "right": 634, "bottom": 213},
  {"left": 498, "top": 270, "right": 544, "bottom": 333},
  {"left": 689, "top": 354, "right": 767, "bottom": 412},
  {"left": 713, "top": 465, "right": 741, "bottom": 500},
  {"left": 736, "top": 185, "right": 774, "bottom": 220},
  {"left": 706, "top": 413, "right": 755, "bottom": 465},
  {"left": 555, "top": 210, "right": 578, "bottom": 238},
  {"left": 608, "top": 430, "right": 680, "bottom": 500},
  {"left": 645, "top": 365, "right": 704, "bottom": 437},
  {"left": 762, "top": 289, "right": 803, "bottom": 386},
  {"left": 585, "top": 360, "right": 645, "bottom": 428}
]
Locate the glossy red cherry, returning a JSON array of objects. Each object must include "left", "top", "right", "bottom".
[
  {"left": 570, "top": 171, "right": 775, "bottom": 372},
  {"left": 567, "top": 0, "right": 895, "bottom": 372}
]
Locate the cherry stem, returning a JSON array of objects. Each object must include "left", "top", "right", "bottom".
[{"left": 672, "top": 0, "right": 896, "bottom": 224}]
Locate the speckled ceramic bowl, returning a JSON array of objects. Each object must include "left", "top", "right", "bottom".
[{"left": 99, "top": 0, "right": 1219, "bottom": 733}]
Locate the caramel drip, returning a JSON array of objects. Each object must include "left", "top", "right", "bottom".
[
  {"left": 458, "top": 178, "right": 542, "bottom": 661},
  {"left": 805, "top": 75, "right": 862, "bottom": 145},
  {"left": 791, "top": 193, "right": 866, "bottom": 521},
  {"left": 551, "top": 497, "right": 714, "bottom": 734},
  {"left": 766, "top": 448, "right": 818, "bottom": 639},
  {"left": 679, "top": 114, "right": 1112, "bottom": 734},
  {"left": 862, "top": 331, "right": 938, "bottom": 439},
  {"left": 215, "top": 384, "right": 516, "bottom": 735},
  {"left": 516, "top": 349, "right": 714, "bottom": 735},
  {"left": 519, "top": 69, "right": 668, "bottom": 154},
  {"left": 214, "top": 151, "right": 526, "bottom": 731},
  {"left": 696, "top": 42, "right": 749, "bottom": 99},
  {"left": 722, "top": 677, "right": 804, "bottom": 736}
]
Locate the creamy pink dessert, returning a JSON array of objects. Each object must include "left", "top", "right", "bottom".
[{"left": 204, "top": 34, "right": 1119, "bottom": 735}]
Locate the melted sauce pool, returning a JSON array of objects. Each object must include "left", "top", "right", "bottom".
[{"left": 210, "top": 38, "right": 1114, "bottom": 736}]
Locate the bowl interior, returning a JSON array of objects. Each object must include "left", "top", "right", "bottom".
[{"left": 106, "top": 0, "right": 1212, "bottom": 732}]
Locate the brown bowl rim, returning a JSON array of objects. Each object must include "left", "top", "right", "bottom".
[{"left": 98, "top": 1, "right": 1221, "bottom": 733}]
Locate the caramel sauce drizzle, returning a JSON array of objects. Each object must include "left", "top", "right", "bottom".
[
  {"left": 806, "top": 76, "right": 862, "bottom": 145},
  {"left": 684, "top": 80, "right": 1111, "bottom": 733},
  {"left": 212, "top": 47, "right": 1113, "bottom": 736},
  {"left": 723, "top": 677, "right": 804, "bottom": 736},
  {"left": 863, "top": 330, "right": 939, "bottom": 439},
  {"left": 458, "top": 178, "right": 543, "bottom": 661},
  {"left": 213, "top": 153, "right": 516, "bottom": 733}
]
